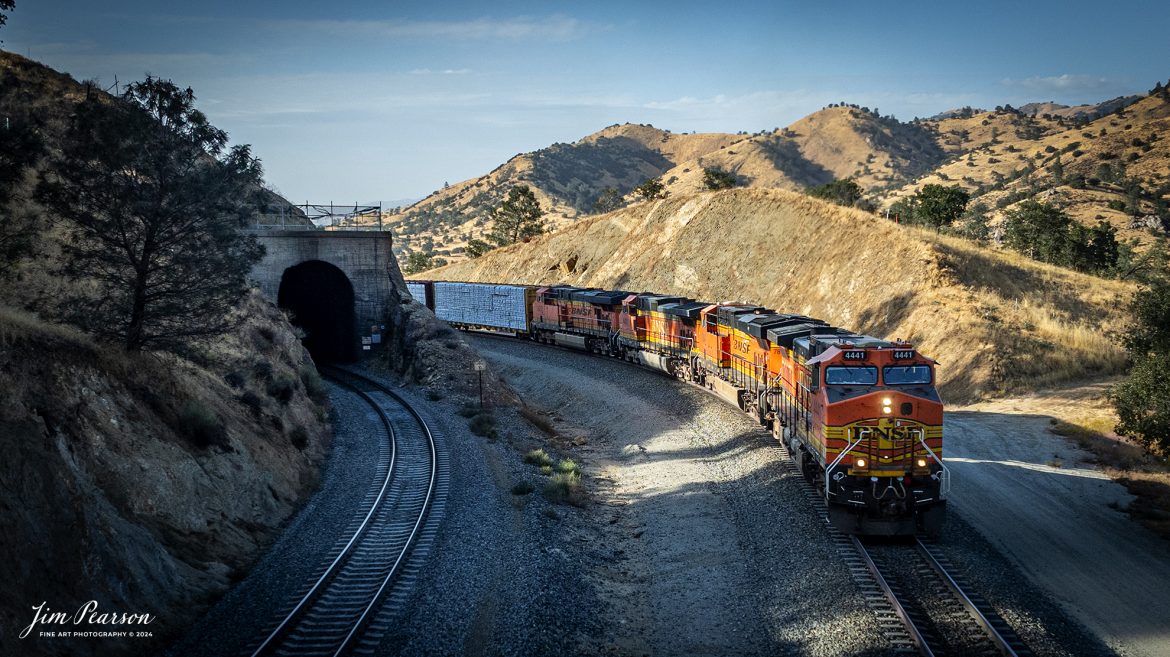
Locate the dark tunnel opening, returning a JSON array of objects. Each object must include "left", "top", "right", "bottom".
[{"left": 277, "top": 260, "right": 358, "bottom": 363}]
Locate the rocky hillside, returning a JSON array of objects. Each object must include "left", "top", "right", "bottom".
[
  {"left": 423, "top": 188, "right": 1135, "bottom": 402},
  {"left": 0, "top": 50, "right": 336, "bottom": 657},
  {"left": 0, "top": 293, "right": 330, "bottom": 657}
]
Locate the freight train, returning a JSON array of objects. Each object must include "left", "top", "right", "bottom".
[{"left": 406, "top": 280, "right": 949, "bottom": 536}]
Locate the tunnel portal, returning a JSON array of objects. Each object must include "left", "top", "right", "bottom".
[{"left": 277, "top": 260, "right": 357, "bottom": 362}]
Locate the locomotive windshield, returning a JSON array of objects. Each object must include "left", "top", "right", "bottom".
[
  {"left": 825, "top": 366, "right": 878, "bottom": 385},
  {"left": 883, "top": 365, "right": 932, "bottom": 385}
]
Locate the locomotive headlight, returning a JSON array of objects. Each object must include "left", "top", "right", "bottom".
[
  {"left": 882, "top": 397, "right": 892, "bottom": 406},
  {"left": 855, "top": 457, "right": 868, "bottom": 469},
  {"left": 882, "top": 405, "right": 893, "bottom": 414},
  {"left": 916, "top": 457, "right": 928, "bottom": 468}
]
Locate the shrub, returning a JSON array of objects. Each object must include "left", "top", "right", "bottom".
[
  {"left": 512, "top": 481, "right": 535, "bottom": 495},
  {"left": 299, "top": 366, "right": 328, "bottom": 404},
  {"left": 267, "top": 374, "right": 297, "bottom": 404},
  {"left": 524, "top": 448, "right": 553, "bottom": 467},
  {"left": 179, "top": 400, "right": 226, "bottom": 449},
  {"left": 457, "top": 404, "right": 479, "bottom": 418},
  {"left": 556, "top": 458, "right": 581, "bottom": 475},
  {"left": 289, "top": 425, "right": 309, "bottom": 450},
  {"left": 224, "top": 370, "right": 246, "bottom": 389},
  {"left": 468, "top": 412, "right": 496, "bottom": 437},
  {"left": 702, "top": 166, "right": 738, "bottom": 190},
  {"left": 240, "top": 390, "right": 265, "bottom": 415},
  {"left": 544, "top": 471, "right": 584, "bottom": 506},
  {"left": 252, "top": 360, "right": 274, "bottom": 381},
  {"left": 426, "top": 389, "right": 443, "bottom": 401}
]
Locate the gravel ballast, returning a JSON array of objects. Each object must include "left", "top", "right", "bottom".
[{"left": 471, "top": 334, "right": 888, "bottom": 656}]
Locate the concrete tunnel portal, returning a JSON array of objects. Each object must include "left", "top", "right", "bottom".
[{"left": 277, "top": 260, "right": 358, "bottom": 362}]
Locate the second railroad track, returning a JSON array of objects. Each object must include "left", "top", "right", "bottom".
[{"left": 247, "top": 366, "right": 444, "bottom": 657}]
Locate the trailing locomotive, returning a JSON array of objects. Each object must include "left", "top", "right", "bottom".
[{"left": 406, "top": 280, "right": 949, "bottom": 536}]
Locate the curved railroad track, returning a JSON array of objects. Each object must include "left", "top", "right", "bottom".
[
  {"left": 467, "top": 331, "right": 1029, "bottom": 657},
  {"left": 246, "top": 366, "right": 443, "bottom": 657}
]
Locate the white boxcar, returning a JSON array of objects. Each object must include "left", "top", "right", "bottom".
[
  {"left": 432, "top": 282, "right": 532, "bottom": 332},
  {"left": 406, "top": 281, "right": 429, "bottom": 305}
]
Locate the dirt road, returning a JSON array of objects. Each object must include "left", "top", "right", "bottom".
[{"left": 947, "top": 387, "right": 1170, "bottom": 657}]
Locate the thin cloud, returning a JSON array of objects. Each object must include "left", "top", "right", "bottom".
[
  {"left": 1001, "top": 74, "right": 1113, "bottom": 93},
  {"left": 270, "top": 16, "right": 598, "bottom": 42},
  {"left": 410, "top": 68, "right": 472, "bottom": 76}
]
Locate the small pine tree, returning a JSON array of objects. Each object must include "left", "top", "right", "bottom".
[
  {"left": 702, "top": 166, "right": 738, "bottom": 190},
  {"left": 634, "top": 177, "right": 666, "bottom": 201}
]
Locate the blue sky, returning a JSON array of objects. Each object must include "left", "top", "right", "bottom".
[{"left": 3, "top": 1, "right": 1168, "bottom": 204}]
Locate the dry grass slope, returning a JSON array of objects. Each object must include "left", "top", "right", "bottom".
[{"left": 425, "top": 188, "right": 1134, "bottom": 402}]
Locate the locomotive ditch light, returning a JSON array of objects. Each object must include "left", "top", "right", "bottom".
[
  {"left": 854, "top": 457, "right": 868, "bottom": 469},
  {"left": 916, "top": 457, "right": 928, "bottom": 468}
]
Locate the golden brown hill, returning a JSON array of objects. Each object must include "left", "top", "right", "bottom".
[
  {"left": 882, "top": 93, "right": 1170, "bottom": 247},
  {"left": 390, "top": 108, "right": 945, "bottom": 263},
  {"left": 423, "top": 188, "right": 1134, "bottom": 402}
]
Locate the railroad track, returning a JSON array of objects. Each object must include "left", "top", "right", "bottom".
[
  {"left": 246, "top": 366, "right": 444, "bottom": 657},
  {"left": 469, "top": 332, "right": 1029, "bottom": 656},
  {"left": 775, "top": 440, "right": 1029, "bottom": 657}
]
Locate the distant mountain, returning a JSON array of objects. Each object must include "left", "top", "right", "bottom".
[
  {"left": 386, "top": 82, "right": 1169, "bottom": 265},
  {"left": 387, "top": 106, "right": 947, "bottom": 260},
  {"left": 1019, "top": 95, "right": 1144, "bottom": 120}
]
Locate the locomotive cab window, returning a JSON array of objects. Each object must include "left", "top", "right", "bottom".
[
  {"left": 825, "top": 366, "right": 878, "bottom": 386},
  {"left": 883, "top": 365, "right": 932, "bottom": 385}
]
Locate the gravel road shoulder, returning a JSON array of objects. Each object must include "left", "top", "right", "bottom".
[
  {"left": 472, "top": 334, "right": 888, "bottom": 657},
  {"left": 947, "top": 388, "right": 1170, "bottom": 657}
]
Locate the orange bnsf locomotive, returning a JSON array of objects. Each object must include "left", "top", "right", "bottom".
[{"left": 407, "top": 281, "right": 949, "bottom": 536}]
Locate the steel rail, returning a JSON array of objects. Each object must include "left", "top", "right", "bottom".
[
  {"left": 249, "top": 369, "right": 398, "bottom": 657},
  {"left": 250, "top": 366, "right": 436, "bottom": 657},
  {"left": 914, "top": 538, "right": 1020, "bottom": 657},
  {"left": 851, "top": 537, "right": 936, "bottom": 657},
  {"left": 332, "top": 368, "right": 438, "bottom": 657}
]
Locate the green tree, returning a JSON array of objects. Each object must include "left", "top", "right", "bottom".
[
  {"left": 1003, "top": 200, "right": 1074, "bottom": 264},
  {"left": 913, "top": 184, "right": 969, "bottom": 230},
  {"left": 958, "top": 202, "right": 991, "bottom": 241},
  {"left": 1048, "top": 154, "right": 1064, "bottom": 185},
  {"left": 485, "top": 185, "right": 545, "bottom": 248},
  {"left": 634, "top": 177, "right": 666, "bottom": 202},
  {"left": 1111, "top": 281, "right": 1170, "bottom": 453},
  {"left": 1124, "top": 281, "right": 1170, "bottom": 357},
  {"left": 402, "top": 251, "right": 446, "bottom": 275},
  {"left": 888, "top": 196, "right": 917, "bottom": 224},
  {"left": 702, "top": 166, "right": 738, "bottom": 190},
  {"left": 0, "top": 0, "right": 13, "bottom": 30},
  {"left": 807, "top": 178, "right": 863, "bottom": 208},
  {"left": 36, "top": 77, "right": 265, "bottom": 352},
  {"left": 464, "top": 239, "right": 492, "bottom": 259},
  {"left": 591, "top": 186, "right": 623, "bottom": 214}
]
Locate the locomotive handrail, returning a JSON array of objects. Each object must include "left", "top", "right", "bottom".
[
  {"left": 825, "top": 432, "right": 866, "bottom": 496},
  {"left": 917, "top": 432, "right": 951, "bottom": 497}
]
